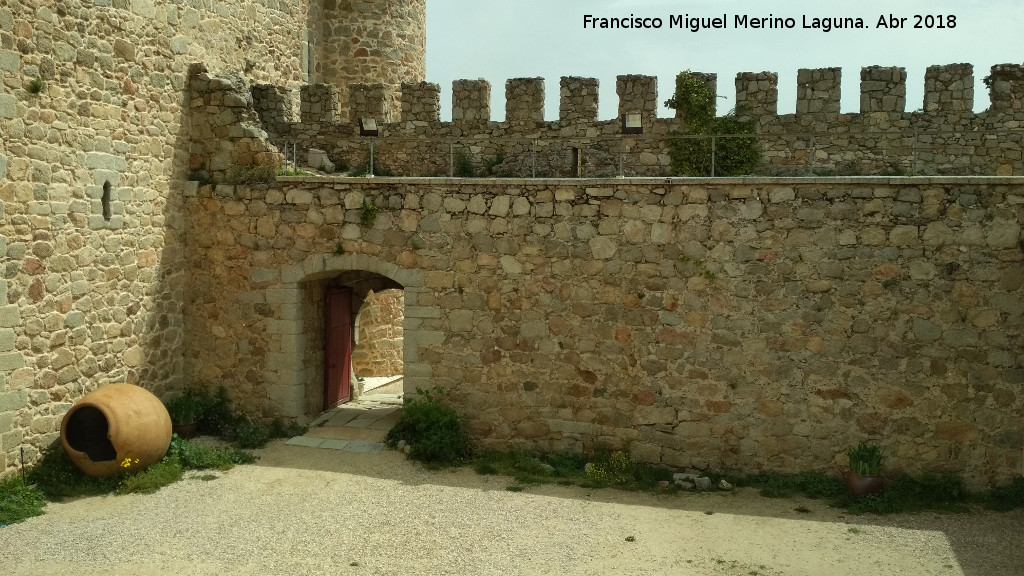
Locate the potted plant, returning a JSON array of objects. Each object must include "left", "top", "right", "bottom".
[
  {"left": 164, "top": 393, "right": 206, "bottom": 438},
  {"left": 846, "top": 441, "right": 885, "bottom": 497}
]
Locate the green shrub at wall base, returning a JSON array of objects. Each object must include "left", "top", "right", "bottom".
[
  {"left": 385, "top": 389, "right": 472, "bottom": 465},
  {"left": 164, "top": 393, "right": 206, "bottom": 424},
  {"left": 984, "top": 476, "right": 1024, "bottom": 511}
]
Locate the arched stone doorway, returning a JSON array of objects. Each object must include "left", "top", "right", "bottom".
[
  {"left": 316, "top": 271, "right": 404, "bottom": 409},
  {"left": 267, "top": 253, "right": 425, "bottom": 420}
]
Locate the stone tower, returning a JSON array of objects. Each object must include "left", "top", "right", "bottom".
[{"left": 307, "top": 0, "right": 427, "bottom": 122}]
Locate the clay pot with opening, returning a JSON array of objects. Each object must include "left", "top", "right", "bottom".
[{"left": 60, "top": 383, "right": 173, "bottom": 477}]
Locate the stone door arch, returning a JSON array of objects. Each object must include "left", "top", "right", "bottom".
[{"left": 266, "top": 253, "right": 429, "bottom": 420}]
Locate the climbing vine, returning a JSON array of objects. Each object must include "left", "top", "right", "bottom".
[
  {"left": 664, "top": 71, "right": 761, "bottom": 176},
  {"left": 359, "top": 198, "right": 379, "bottom": 226}
]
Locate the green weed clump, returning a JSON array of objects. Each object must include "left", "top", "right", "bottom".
[
  {"left": 983, "top": 476, "right": 1024, "bottom": 511},
  {"left": 385, "top": 388, "right": 472, "bottom": 465},
  {"left": 585, "top": 451, "right": 635, "bottom": 485},
  {"left": 0, "top": 477, "right": 46, "bottom": 525},
  {"left": 224, "top": 160, "right": 278, "bottom": 185},
  {"left": 115, "top": 459, "right": 184, "bottom": 495},
  {"left": 474, "top": 450, "right": 583, "bottom": 486},
  {"left": 27, "top": 78, "right": 45, "bottom": 95},
  {"left": 583, "top": 451, "right": 673, "bottom": 489},
  {"left": 221, "top": 416, "right": 271, "bottom": 449},
  {"left": 358, "top": 198, "right": 379, "bottom": 226},
  {"left": 848, "top": 442, "right": 884, "bottom": 476},
  {"left": 471, "top": 449, "right": 671, "bottom": 491},
  {"left": 739, "top": 471, "right": 844, "bottom": 499},
  {"left": 838, "top": 473, "right": 967, "bottom": 514},
  {"left": 453, "top": 149, "right": 476, "bottom": 177},
  {"left": 27, "top": 449, "right": 121, "bottom": 500},
  {"left": 736, "top": 470, "right": 1024, "bottom": 515},
  {"left": 167, "top": 435, "right": 256, "bottom": 470},
  {"left": 177, "top": 386, "right": 305, "bottom": 448}
]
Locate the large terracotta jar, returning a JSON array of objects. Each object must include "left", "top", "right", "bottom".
[{"left": 60, "top": 383, "right": 173, "bottom": 477}]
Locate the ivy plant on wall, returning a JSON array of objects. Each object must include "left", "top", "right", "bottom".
[{"left": 664, "top": 71, "right": 761, "bottom": 176}]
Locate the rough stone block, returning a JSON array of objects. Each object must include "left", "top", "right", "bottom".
[
  {"left": 85, "top": 152, "right": 127, "bottom": 172},
  {"left": 265, "top": 288, "right": 300, "bottom": 305},
  {"left": 405, "top": 306, "right": 441, "bottom": 319},
  {"left": 266, "top": 319, "right": 302, "bottom": 336},
  {"left": 131, "top": 0, "right": 156, "bottom": 18},
  {"left": 0, "top": 93, "right": 15, "bottom": 119},
  {"left": 169, "top": 35, "right": 188, "bottom": 55},
  {"left": 1, "top": 429, "right": 24, "bottom": 451},
  {"left": 0, "top": 306, "right": 20, "bottom": 328},
  {"left": 589, "top": 237, "right": 617, "bottom": 259},
  {"left": 250, "top": 269, "right": 279, "bottom": 284},
  {"left": 0, "top": 49, "right": 18, "bottom": 73},
  {"left": 0, "top": 352, "right": 25, "bottom": 371},
  {"left": 281, "top": 264, "right": 305, "bottom": 283}
]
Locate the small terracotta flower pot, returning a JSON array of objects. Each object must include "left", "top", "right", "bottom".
[
  {"left": 171, "top": 421, "right": 199, "bottom": 438},
  {"left": 846, "top": 471, "right": 885, "bottom": 498}
]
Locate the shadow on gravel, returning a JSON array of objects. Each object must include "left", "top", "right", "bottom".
[{"left": 252, "top": 441, "right": 1024, "bottom": 576}]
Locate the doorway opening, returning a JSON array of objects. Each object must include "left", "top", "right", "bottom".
[
  {"left": 351, "top": 288, "right": 405, "bottom": 397},
  {"left": 302, "top": 270, "right": 405, "bottom": 415}
]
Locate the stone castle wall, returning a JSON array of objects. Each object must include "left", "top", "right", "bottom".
[
  {"left": 182, "top": 177, "right": 1024, "bottom": 489},
  {"left": 352, "top": 290, "right": 404, "bottom": 378},
  {"left": 246, "top": 64, "right": 1024, "bottom": 178},
  {"left": 0, "top": 0, "right": 312, "bottom": 477},
  {"left": 2, "top": 1, "right": 1023, "bottom": 491}
]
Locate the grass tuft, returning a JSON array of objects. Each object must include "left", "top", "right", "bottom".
[
  {"left": 472, "top": 449, "right": 672, "bottom": 492},
  {"left": 0, "top": 477, "right": 46, "bottom": 525},
  {"left": 115, "top": 459, "right": 184, "bottom": 495},
  {"left": 27, "top": 448, "right": 121, "bottom": 500},
  {"left": 738, "top": 471, "right": 844, "bottom": 499}
]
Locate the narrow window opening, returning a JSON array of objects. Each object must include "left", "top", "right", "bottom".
[
  {"left": 572, "top": 147, "right": 583, "bottom": 177},
  {"left": 102, "top": 181, "right": 112, "bottom": 221}
]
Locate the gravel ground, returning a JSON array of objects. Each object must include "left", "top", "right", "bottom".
[{"left": 1, "top": 440, "right": 1021, "bottom": 576}]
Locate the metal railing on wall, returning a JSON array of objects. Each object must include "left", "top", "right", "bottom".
[{"left": 275, "top": 128, "right": 1024, "bottom": 179}]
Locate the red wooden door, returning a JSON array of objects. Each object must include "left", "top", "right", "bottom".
[{"left": 324, "top": 287, "right": 353, "bottom": 408}]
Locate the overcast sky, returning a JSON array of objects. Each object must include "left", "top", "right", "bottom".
[{"left": 425, "top": 0, "right": 1024, "bottom": 121}]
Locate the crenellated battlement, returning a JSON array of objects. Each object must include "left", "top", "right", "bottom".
[
  {"left": 216, "top": 62, "right": 1024, "bottom": 178},
  {"left": 506, "top": 78, "right": 546, "bottom": 129},
  {"left": 925, "top": 64, "right": 974, "bottom": 113},
  {"left": 253, "top": 63, "right": 1024, "bottom": 128},
  {"left": 735, "top": 71, "right": 778, "bottom": 120},
  {"left": 860, "top": 66, "right": 907, "bottom": 113},
  {"left": 559, "top": 77, "right": 600, "bottom": 125},
  {"left": 452, "top": 79, "right": 491, "bottom": 126},
  {"left": 299, "top": 84, "right": 340, "bottom": 124},
  {"left": 796, "top": 68, "right": 841, "bottom": 116},
  {"left": 988, "top": 64, "right": 1024, "bottom": 111}
]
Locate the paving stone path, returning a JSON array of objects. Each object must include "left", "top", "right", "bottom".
[{"left": 285, "top": 393, "right": 403, "bottom": 453}]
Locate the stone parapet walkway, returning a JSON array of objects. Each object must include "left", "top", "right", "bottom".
[{"left": 285, "top": 393, "right": 403, "bottom": 454}]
